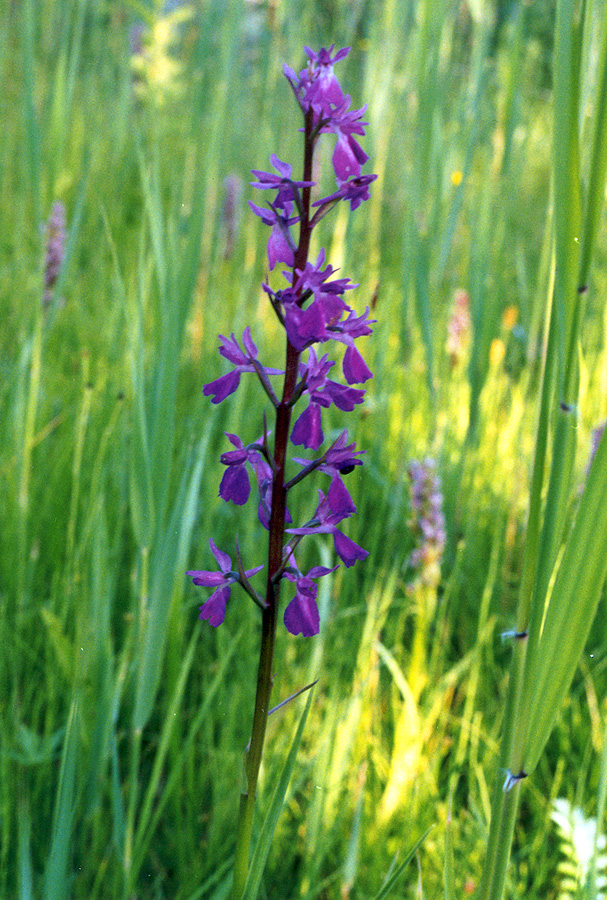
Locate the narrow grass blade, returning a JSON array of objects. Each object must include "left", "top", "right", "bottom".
[
  {"left": 370, "top": 826, "right": 434, "bottom": 900},
  {"left": 132, "top": 433, "right": 209, "bottom": 732},
  {"left": 341, "top": 769, "right": 365, "bottom": 895},
  {"left": 241, "top": 687, "right": 315, "bottom": 900},
  {"left": 43, "top": 699, "right": 79, "bottom": 900},
  {"left": 17, "top": 797, "right": 33, "bottom": 900},
  {"left": 444, "top": 794, "right": 455, "bottom": 900},
  {"left": 22, "top": 0, "right": 41, "bottom": 228},
  {"left": 577, "top": 4, "right": 607, "bottom": 289}
]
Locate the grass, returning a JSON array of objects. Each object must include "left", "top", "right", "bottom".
[{"left": 2, "top": 0, "right": 607, "bottom": 898}]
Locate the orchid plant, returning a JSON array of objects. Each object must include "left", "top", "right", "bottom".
[{"left": 186, "top": 46, "right": 376, "bottom": 897}]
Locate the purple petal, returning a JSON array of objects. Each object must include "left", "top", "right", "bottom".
[
  {"left": 219, "top": 466, "right": 251, "bottom": 505},
  {"left": 199, "top": 586, "right": 230, "bottom": 627},
  {"left": 307, "top": 564, "right": 339, "bottom": 578},
  {"left": 241, "top": 326, "right": 258, "bottom": 359},
  {"left": 342, "top": 344, "right": 373, "bottom": 384},
  {"left": 225, "top": 432, "right": 245, "bottom": 450},
  {"left": 283, "top": 593, "right": 320, "bottom": 637},
  {"left": 291, "top": 402, "right": 324, "bottom": 450},
  {"left": 248, "top": 200, "right": 276, "bottom": 226},
  {"left": 323, "top": 381, "right": 365, "bottom": 412},
  {"left": 209, "top": 538, "right": 232, "bottom": 574},
  {"left": 332, "top": 531, "right": 368, "bottom": 567},
  {"left": 186, "top": 570, "right": 227, "bottom": 587},
  {"left": 218, "top": 333, "right": 248, "bottom": 366},
  {"left": 203, "top": 371, "right": 241, "bottom": 404},
  {"left": 267, "top": 224, "right": 295, "bottom": 271},
  {"left": 284, "top": 301, "right": 327, "bottom": 350},
  {"left": 327, "top": 476, "right": 356, "bottom": 519},
  {"left": 332, "top": 134, "right": 363, "bottom": 183}
]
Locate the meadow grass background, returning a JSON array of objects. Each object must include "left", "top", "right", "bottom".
[{"left": 2, "top": 0, "right": 607, "bottom": 897}]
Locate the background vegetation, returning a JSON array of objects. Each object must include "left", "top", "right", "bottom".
[{"left": 2, "top": 0, "right": 607, "bottom": 897}]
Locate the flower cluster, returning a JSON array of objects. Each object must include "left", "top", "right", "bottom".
[
  {"left": 407, "top": 458, "right": 446, "bottom": 590},
  {"left": 446, "top": 288, "right": 471, "bottom": 367},
  {"left": 188, "top": 46, "right": 375, "bottom": 637},
  {"left": 43, "top": 201, "right": 67, "bottom": 308}
]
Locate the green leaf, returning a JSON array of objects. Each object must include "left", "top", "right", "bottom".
[{"left": 524, "top": 424, "right": 607, "bottom": 771}]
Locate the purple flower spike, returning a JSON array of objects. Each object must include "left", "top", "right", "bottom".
[
  {"left": 43, "top": 201, "right": 67, "bottom": 307},
  {"left": 187, "top": 539, "right": 263, "bottom": 627},
  {"left": 193, "top": 45, "right": 375, "bottom": 646}
]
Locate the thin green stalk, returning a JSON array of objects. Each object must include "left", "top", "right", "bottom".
[
  {"left": 17, "top": 310, "right": 43, "bottom": 603},
  {"left": 477, "top": 635, "right": 528, "bottom": 900}
]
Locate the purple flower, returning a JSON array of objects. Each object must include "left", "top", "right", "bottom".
[
  {"left": 290, "top": 349, "right": 365, "bottom": 449},
  {"left": 280, "top": 251, "right": 356, "bottom": 351},
  {"left": 407, "top": 459, "right": 446, "bottom": 588},
  {"left": 217, "top": 431, "right": 293, "bottom": 529},
  {"left": 250, "top": 154, "right": 315, "bottom": 211},
  {"left": 282, "top": 563, "right": 338, "bottom": 637},
  {"left": 43, "top": 201, "right": 67, "bottom": 307},
  {"left": 283, "top": 299, "right": 328, "bottom": 351},
  {"left": 302, "top": 45, "right": 350, "bottom": 114},
  {"left": 326, "top": 307, "right": 375, "bottom": 384},
  {"left": 326, "top": 101, "right": 370, "bottom": 184},
  {"left": 218, "top": 433, "right": 259, "bottom": 505},
  {"left": 293, "top": 431, "right": 364, "bottom": 502},
  {"left": 248, "top": 200, "right": 299, "bottom": 270},
  {"left": 283, "top": 45, "right": 351, "bottom": 118},
  {"left": 287, "top": 488, "right": 368, "bottom": 567},
  {"left": 322, "top": 430, "right": 365, "bottom": 472},
  {"left": 313, "top": 174, "right": 378, "bottom": 212},
  {"left": 203, "top": 328, "right": 282, "bottom": 404},
  {"left": 187, "top": 539, "right": 263, "bottom": 627}
]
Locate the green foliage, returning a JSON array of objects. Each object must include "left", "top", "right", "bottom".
[{"left": 2, "top": 1, "right": 607, "bottom": 899}]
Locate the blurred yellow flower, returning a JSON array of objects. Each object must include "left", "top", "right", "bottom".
[
  {"left": 502, "top": 305, "right": 518, "bottom": 330},
  {"left": 450, "top": 169, "right": 463, "bottom": 187},
  {"left": 490, "top": 337, "right": 506, "bottom": 368},
  {"left": 130, "top": 2, "right": 194, "bottom": 107}
]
